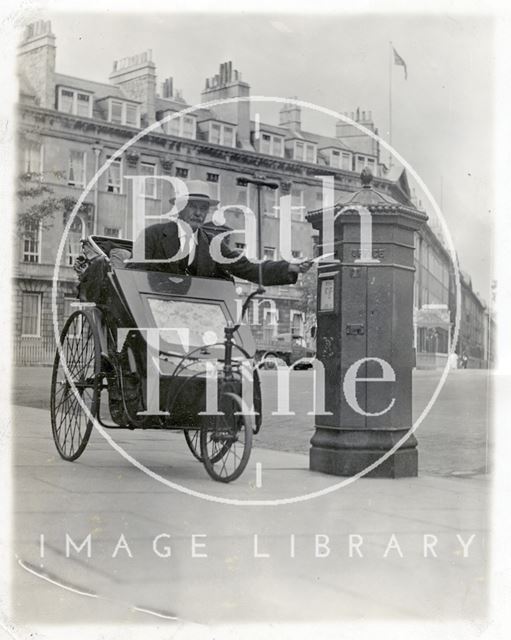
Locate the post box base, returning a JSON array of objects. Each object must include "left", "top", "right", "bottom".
[{"left": 310, "top": 444, "right": 418, "bottom": 478}]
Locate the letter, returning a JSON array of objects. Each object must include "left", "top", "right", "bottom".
[
  {"left": 456, "top": 534, "right": 476, "bottom": 558},
  {"left": 250, "top": 298, "right": 277, "bottom": 327},
  {"left": 315, "top": 175, "right": 338, "bottom": 263},
  {"left": 112, "top": 533, "right": 133, "bottom": 558},
  {"left": 153, "top": 533, "right": 172, "bottom": 558},
  {"left": 336, "top": 204, "right": 379, "bottom": 264},
  {"left": 118, "top": 327, "right": 190, "bottom": 416},
  {"left": 315, "top": 534, "right": 330, "bottom": 558},
  {"left": 39, "top": 534, "right": 45, "bottom": 559},
  {"left": 423, "top": 534, "right": 438, "bottom": 558},
  {"left": 191, "top": 534, "right": 208, "bottom": 558},
  {"left": 238, "top": 361, "right": 258, "bottom": 417},
  {"left": 300, "top": 358, "right": 333, "bottom": 416},
  {"left": 270, "top": 359, "right": 295, "bottom": 416},
  {"left": 253, "top": 534, "right": 270, "bottom": 558},
  {"left": 209, "top": 205, "right": 258, "bottom": 264},
  {"left": 126, "top": 175, "right": 190, "bottom": 263},
  {"left": 349, "top": 534, "right": 364, "bottom": 558},
  {"left": 290, "top": 533, "right": 296, "bottom": 559},
  {"left": 66, "top": 533, "right": 91, "bottom": 558},
  {"left": 198, "top": 359, "right": 222, "bottom": 416},
  {"left": 383, "top": 534, "right": 404, "bottom": 558},
  {"left": 343, "top": 357, "right": 396, "bottom": 417},
  {"left": 279, "top": 194, "right": 302, "bottom": 262}
]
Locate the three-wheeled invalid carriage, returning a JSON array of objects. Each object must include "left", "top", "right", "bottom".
[{"left": 50, "top": 235, "right": 262, "bottom": 483}]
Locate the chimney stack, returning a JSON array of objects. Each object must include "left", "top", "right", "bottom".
[
  {"left": 279, "top": 99, "right": 301, "bottom": 132},
  {"left": 336, "top": 106, "right": 378, "bottom": 156},
  {"left": 110, "top": 50, "right": 156, "bottom": 123},
  {"left": 17, "top": 20, "right": 56, "bottom": 108},
  {"left": 162, "top": 77, "right": 173, "bottom": 99},
  {"left": 201, "top": 61, "right": 250, "bottom": 148}
]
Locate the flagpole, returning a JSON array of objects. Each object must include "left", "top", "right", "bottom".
[{"left": 388, "top": 41, "right": 393, "bottom": 169}]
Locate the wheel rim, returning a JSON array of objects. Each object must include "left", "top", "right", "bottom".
[
  {"left": 50, "top": 311, "right": 100, "bottom": 461},
  {"left": 200, "top": 391, "right": 253, "bottom": 483},
  {"left": 184, "top": 429, "right": 202, "bottom": 461}
]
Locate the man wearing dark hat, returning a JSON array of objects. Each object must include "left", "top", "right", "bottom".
[{"left": 129, "top": 179, "right": 312, "bottom": 284}]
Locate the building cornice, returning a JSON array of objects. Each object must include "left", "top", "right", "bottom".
[{"left": 18, "top": 102, "right": 400, "bottom": 192}]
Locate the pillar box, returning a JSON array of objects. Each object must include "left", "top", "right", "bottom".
[{"left": 306, "top": 168, "right": 428, "bottom": 478}]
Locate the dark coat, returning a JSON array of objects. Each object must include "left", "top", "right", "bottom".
[{"left": 127, "top": 220, "right": 298, "bottom": 286}]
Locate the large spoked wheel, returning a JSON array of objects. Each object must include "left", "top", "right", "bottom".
[
  {"left": 50, "top": 310, "right": 102, "bottom": 461},
  {"left": 200, "top": 387, "right": 253, "bottom": 483}
]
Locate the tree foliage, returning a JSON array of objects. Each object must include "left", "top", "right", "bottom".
[{"left": 16, "top": 171, "right": 83, "bottom": 235}]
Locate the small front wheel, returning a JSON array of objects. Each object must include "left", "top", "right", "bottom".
[{"left": 200, "top": 390, "right": 253, "bottom": 483}]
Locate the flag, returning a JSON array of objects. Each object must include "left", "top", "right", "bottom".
[{"left": 393, "top": 46, "right": 408, "bottom": 80}]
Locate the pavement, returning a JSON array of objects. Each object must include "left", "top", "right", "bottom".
[{"left": 7, "top": 368, "right": 492, "bottom": 628}]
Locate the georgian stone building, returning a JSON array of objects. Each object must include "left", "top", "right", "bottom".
[
  {"left": 15, "top": 19, "right": 406, "bottom": 364},
  {"left": 15, "top": 19, "right": 492, "bottom": 368}
]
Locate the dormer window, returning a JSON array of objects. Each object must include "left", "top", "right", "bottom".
[
  {"left": 108, "top": 99, "right": 141, "bottom": 127},
  {"left": 294, "top": 141, "right": 316, "bottom": 163},
  {"left": 57, "top": 87, "right": 93, "bottom": 118},
  {"left": 329, "top": 149, "right": 352, "bottom": 170},
  {"left": 259, "top": 133, "right": 284, "bottom": 157},
  {"left": 356, "top": 155, "right": 376, "bottom": 173},
  {"left": 163, "top": 113, "right": 197, "bottom": 139},
  {"left": 208, "top": 122, "right": 236, "bottom": 147}
]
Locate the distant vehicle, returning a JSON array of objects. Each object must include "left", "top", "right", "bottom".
[
  {"left": 256, "top": 356, "right": 288, "bottom": 371},
  {"left": 256, "top": 329, "right": 316, "bottom": 366},
  {"left": 291, "top": 357, "right": 315, "bottom": 370}
]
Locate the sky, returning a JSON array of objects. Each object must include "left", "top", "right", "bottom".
[{"left": 45, "top": 11, "right": 495, "bottom": 301}]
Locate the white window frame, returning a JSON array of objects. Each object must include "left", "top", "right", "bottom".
[
  {"left": 263, "top": 307, "right": 279, "bottom": 337},
  {"left": 164, "top": 113, "right": 197, "bottom": 139},
  {"left": 106, "top": 155, "right": 123, "bottom": 194},
  {"left": 67, "top": 150, "right": 87, "bottom": 188},
  {"left": 305, "top": 143, "right": 317, "bottom": 164},
  {"left": 208, "top": 122, "right": 236, "bottom": 147},
  {"left": 330, "top": 149, "right": 341, "bottom": 168},
  {"left": 66, "top": 217, "right": 85, "bottom": 266},
  {"left": 181, "top": 116, "right": 197, "bottom": 140},
  {"left": 108, "top": 99, "right": 141, "bottom": 127},
  {"left": 140, "top": 161, "right": 157, "bottom": 199},
  {"left": 125, "top": 103, "right": 140, "bottom": 127},
  {"left": 57, "top": 87, "right": 93, "bottom": 118},
  {"left": 294, "top": 141, "right": 316, "bottom": 163},
  {"left": 223, "top": 125, "right": 235, "bottom": 147},
  {"left": 342, "top": 152, "right": 351, "bottom": 171},
  {"left": 22, "top": 221, "right": 41, "bottom": 263},
  {"left": 21, "top": 293, "right": 42, "bottom": 338},
  {"left": 260, "top": 133, "right": 285, "bottom": 157},
  {"left": 165, "top": 113, "right": 181, "bottom": 137},
  {"left": 263, "top": 246, "right": 276, "bottom": 260},
  {"left": 291, "top": 187, "right": 305, "bottom": 221},
  {"left": 263, "top": 187, "right": 280, "bottom": 217},
  {"left": 23, "top": 141, "right": 43, "bottom": 175},
  {"left": 290, "top": 310, "right": 305, "bottom": 337}
]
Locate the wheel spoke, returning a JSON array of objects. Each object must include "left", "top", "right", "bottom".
[
  {"left": 51, "top": 311, "right": 99, "bottom": 461},
  {"left": 200, "top": 391, "right": 253, "bottom": 483}
]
